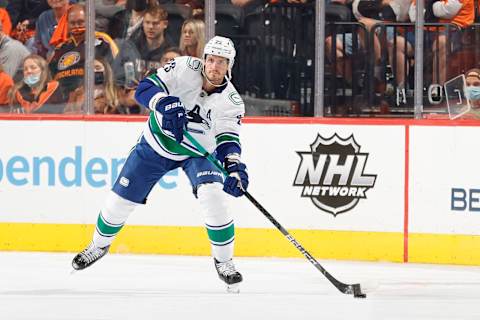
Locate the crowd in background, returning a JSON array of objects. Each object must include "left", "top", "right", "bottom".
[
  {"left": 0, "top": 0, "right": 213, "bottom": 115},
  {"left": 0, "top": 0, "right": 478, "bottom": 116}
]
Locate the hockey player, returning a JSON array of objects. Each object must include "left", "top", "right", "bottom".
[{"left": 72, "top": 36, "right": 249, "bottom": 292}]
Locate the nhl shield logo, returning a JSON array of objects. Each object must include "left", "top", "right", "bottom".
[{"left": 293, "top": 134, "right": 377, "bottom": 216}]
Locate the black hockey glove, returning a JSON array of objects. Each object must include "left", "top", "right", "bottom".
[{"left": 156, "top": 96, "right": 187, "bottom": 143}]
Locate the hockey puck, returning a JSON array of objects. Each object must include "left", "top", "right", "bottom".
[{"left": 354, "top": 293, "right": 367, "bottom": 298}]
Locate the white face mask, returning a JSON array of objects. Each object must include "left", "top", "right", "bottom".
[
  {"left": 466, "top": 86, "right": 480, "bottom": 101},
  {"left": 24, "top": 74, "right": 41, "bottom": 87}
]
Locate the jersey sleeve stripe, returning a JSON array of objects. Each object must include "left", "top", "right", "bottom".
[
  {"left": 215, "top": 131, "right": 239, "bottom": 139},
  {"left": 149, "top": 113, "right": 203, "bottom": 157},
  {"left": 215, "top": 133, "right": 240, "bottom": 145}
]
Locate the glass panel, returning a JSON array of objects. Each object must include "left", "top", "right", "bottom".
[
  {"left": 105, "top": 0, "right": 204, "bottom": 115},
  {"left": 324, "top": 1, "right": 439, "bottom": 118},
  {"left": 424, "top": 16, "right": 480, "bottom": 119},
  {"left": 4, "top": 0, "right": 74, "bottom": 114},
  {"left": 217, "top": 2, "right": 314, "bottom": 117}
]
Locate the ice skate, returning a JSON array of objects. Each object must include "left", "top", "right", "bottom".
[
  {"left": 72, "top": 242, "right": 110, "bottom": 271},
  {"left": 214, "top": 258, "right": 243, "bottom": 293}
]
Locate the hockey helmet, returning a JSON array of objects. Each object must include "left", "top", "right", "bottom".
[{"left": 203, "top": 36, "right": 236, "bottom": 80}]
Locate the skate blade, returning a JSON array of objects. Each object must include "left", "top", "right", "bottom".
[{"left": 226, "top": 283, "right": 240, "bottom": 294}]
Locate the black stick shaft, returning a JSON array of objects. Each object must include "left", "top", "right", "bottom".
[{"left": 183, "top": 130, "right": 362, "bottom": 296}]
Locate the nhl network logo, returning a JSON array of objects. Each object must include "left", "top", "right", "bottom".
[{"left": 293, "top": 133, "right": 377, "bottom": 216}]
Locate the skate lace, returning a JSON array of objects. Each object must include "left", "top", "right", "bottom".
[
  {"left": 80, "top": 244, "right": 105, "bottom": 264},
  {"left": 217, "top": 260, "right": 237, "bottom": 276}
]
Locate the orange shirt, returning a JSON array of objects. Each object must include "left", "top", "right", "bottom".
[
  {"left": 0, "top": 8, "right": 12, "bottom": 36},
  {"left": 411, "top": 0, "right": 475, "bottom": 28},
  {"left": 439, "top": 0, "right": 475, "bottom": 28},
  {"left": 0, "top": 71, "right": 13, "bottom": 105}
]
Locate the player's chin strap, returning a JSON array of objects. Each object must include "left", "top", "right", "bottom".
[
  {"left": 183, "top": 129, "right": 367, "bottom": 298},
  {"left": 202, "top": 71, "right": 229, "bottom": 88}
]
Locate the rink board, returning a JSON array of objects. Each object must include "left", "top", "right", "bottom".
[
  {"left": 408, "top": 125, "right": 480, "bottom": 265},
  {"left": 1, "top": 116, "right": 480, "bottom": 265}
]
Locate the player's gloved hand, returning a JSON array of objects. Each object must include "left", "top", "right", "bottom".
[
  {"left": 223, "top": 155, "right": 249, "bottom": 197},
  {"left": 155, "top": 96, "right": 187, "bottom": 143}
]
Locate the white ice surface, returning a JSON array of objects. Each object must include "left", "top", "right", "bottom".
[{"left": 1, "top": 252, "right": 480, "bottom": 320}]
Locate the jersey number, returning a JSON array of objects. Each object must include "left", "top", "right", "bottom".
[{"left": 163, "top": 61, "right": 176, "bottom": 72}]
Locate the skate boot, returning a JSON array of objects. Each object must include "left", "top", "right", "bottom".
[
  {"left": 214, "top": 258, "right": 243, "bottom": 293},
  {"left": 72, "top": 242, "right": 110, "bottom": 271}
]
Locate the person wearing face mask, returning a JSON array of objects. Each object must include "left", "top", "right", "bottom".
[
  {"left": 465, "top": 68, "right": 480, "bottom": 107},
  {"left": 64, "top": 58, "right": 119, "bottom": 114},
  {"left": 465, "top": 68, "right": 480, "bottom": 113},
  {"left": 48, "top": 3, "right": 119, "bottom": 98},
  {"left": 8, "top": 54, "right": 66, "bottom": 113}
]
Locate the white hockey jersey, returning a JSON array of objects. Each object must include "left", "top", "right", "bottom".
[{"left": 139, "top": 56, "right": 245, "bottom": 162}]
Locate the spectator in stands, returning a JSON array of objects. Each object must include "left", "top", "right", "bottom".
[
  {"left": 465, "top": 68, "right": 480, "bottom": 108},
  {"left": 7, "top": 0, "right": 50, "bottom": 47},
  {"left": 159, "top": 46, "right": 181, "bottom": 66},
  {"left": 354, "top": 0, "right": 412, "bottom": 105},
  {"left": 34, "top": 0, "right": 70, "bottom": 58},
  {"left": 0, "top": 64, "right": 14, "bottom": 111},
  {"left": 48, "top": 3, "right": 119, "bottom": 96},
  {"left": 108, "top": 0, "right": 150, "bottom": 40},
  {"left": 129, "top": 5, "right": 174, "bottom": 74},
  {"left": 231, "top": 0, "right": 309, "bottom": 5},
  {"left": 409, "top": 0, "right": 475, "bottom": 85},
  {"left": 95, "top": 0, "right": 125, "bottom": 33},
  {"left": 176, "top": 0, "right": 204, "bottom": 19},
  {"left": 8, "top": 54, "right": 65, "bottom": 113},
  {"left": 64, "top": 58, "right": 119, "bottom": 114},
  {"left": 381, "top": 0, "right": 414, "bottom": 94},
  {"left": 0, "top": 19, "right": 31, "bottom": 78},
  {"left": 0, "top": 7, "right": 12, "bottom": 36},
  {"left": 178, "top": 18, "right": 204, "bottom": 58}
]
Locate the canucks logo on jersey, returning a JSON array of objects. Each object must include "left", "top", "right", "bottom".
[{"left": 187, "top": 105, "right": 211, "bottom": 132}]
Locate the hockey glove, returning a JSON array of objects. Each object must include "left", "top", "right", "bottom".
[
  {"left": 223, "top": 156, "right": 249, "bottom": 197},
  {"left": 155, "top": 96, "right": 187, "bottom": 143}
]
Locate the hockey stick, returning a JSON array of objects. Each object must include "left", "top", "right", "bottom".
[{"left": 183, "top": 130, "right": 366, "bottom": 298}]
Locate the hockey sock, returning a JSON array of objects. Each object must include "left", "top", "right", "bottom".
[
  {"left": 197, "top": 182, "right": 234, "bottom": 262},
  {"left": 93, "top": 191, "right": 138, "bottom": 248}
]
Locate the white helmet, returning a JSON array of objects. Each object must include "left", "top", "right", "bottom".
[{"left": 203, "top": 36, "right": 236, "bottom": 80}]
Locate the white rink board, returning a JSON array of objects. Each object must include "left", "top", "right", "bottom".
[
  {"left": 410, "top": 126, "right": 480, "bottom": 235},
  {"left": 0, "top": 120, "right": 405, "bottom": 232}
]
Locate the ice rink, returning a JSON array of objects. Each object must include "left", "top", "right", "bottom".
[{"left": 1, "top": 252, "right": 480, "bottom": 320}]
